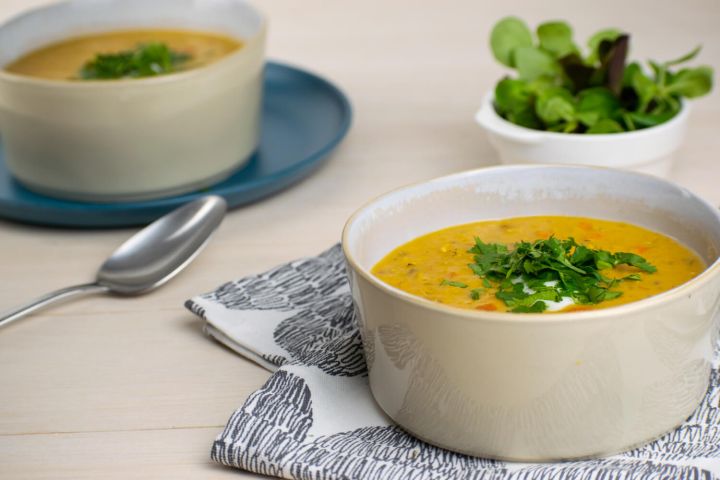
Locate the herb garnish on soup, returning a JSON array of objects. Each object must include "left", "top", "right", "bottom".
[
  {"left": 464, "top": 236, "right": 655, "bottom": 312},
  {"left": 79, "top": 42, "right": 191, "bottom": 79}
]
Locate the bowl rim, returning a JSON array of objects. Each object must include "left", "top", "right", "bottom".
[
  {"left": 0, "top": 0, "right": 267, "bottom": 89},
  {"left": 476, "top": 92, "right": 689, "bottom": 142},
  {"left": 342, "top": 164, "right": 720, "bottom": 325}
]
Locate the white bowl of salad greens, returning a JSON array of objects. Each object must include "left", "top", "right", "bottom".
[
  {"left": 476, "top": 18, "right": 713, "bottom": 178},
  {"left": 0, "top": 0, "right": 266, "bottom": 202}
]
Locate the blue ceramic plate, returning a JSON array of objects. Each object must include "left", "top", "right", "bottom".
[{"left": 0, "top": 61, "right": 352, "bottom": 228}]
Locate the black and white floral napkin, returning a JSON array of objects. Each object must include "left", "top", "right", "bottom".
[{"left": 186, "top": 244, "right": 720, "bottom": 479}]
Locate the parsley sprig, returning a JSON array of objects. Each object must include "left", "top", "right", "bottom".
[
  {"left": 468, "top": 237, "right": 656, "bottom": 313},
  {"left": 79, "top": 43, "right": 191, "bottom": 80}
]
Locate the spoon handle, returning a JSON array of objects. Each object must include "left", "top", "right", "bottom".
[{"left": 0, "top": 283, "right": 109, "bottom": 330}]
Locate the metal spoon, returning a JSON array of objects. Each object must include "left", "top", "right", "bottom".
[{"left": 0, "top": 195, "right": 227, "bottom": 329}]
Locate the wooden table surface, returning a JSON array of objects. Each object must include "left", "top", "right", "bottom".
[{"left": 1, "top": 0, "right": 718, "bottom": 478}]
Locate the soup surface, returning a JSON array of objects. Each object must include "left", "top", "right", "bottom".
[
  {"left": 372, "top": 216, "right": 704, "bottom": 313},
  {"left": 4, "top": 29, "right": 243, "bottom": 80}
]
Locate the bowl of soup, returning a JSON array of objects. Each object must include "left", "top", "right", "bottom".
[
  {"left": 0, "top": 0, "right": 266, "bottom": 201},
  {"left": 342, "top": 165, "right": 720, "bottom": 461}
]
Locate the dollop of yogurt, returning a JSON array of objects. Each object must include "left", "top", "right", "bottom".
[{"left": 511, "top": 277, "right": 576, "bottom": 312}]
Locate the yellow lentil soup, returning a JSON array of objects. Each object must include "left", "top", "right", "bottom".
[
  {"left": 372, "top": 216, "right": 704, "bottom": 313},
  {"left": 4, "top": 29, "right": 243, "bottom": 80}
]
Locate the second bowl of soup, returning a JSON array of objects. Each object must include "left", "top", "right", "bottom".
[
  {"left": 342, "top": 165, "right": 720, "bottom": 461},
  {"left": 0, "top": 0, "right": 266, "bottom": 202}
]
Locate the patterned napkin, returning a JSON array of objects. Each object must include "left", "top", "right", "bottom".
[{"left": 186, "top": 244, "right": 720, "bottom": 479}]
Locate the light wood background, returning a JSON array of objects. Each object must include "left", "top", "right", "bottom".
[{"left": 1, "top": 0, "right": 718, "bottom": 478}]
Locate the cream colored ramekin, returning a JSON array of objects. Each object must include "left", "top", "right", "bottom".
[
  {"left": 0, "top": 0, "right": 266, "bottom": 202},
  {"left": 342, "top": 165, "right": 720, "bottom": 461}
]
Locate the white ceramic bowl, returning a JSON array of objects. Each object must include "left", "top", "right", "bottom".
[
  {"left": 0, "top": 0, "right": 266, "bottom": 202},
  {"left": 342, "top": 165, "right": 720, "bottom": 461},
  {"left": 475, "top": 94, "right": 689, "bottom": 178}
]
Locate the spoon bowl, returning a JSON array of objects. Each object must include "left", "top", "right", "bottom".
[{"left": 97, "top": 196, "right": 227, "bottom": 294}]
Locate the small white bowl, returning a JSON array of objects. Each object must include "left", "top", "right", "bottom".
[
  {"left": 342, "top": 165, "right": 720, "bottom": 461},
  {"left": 0, "top": 0, "right": 266, "bottom": 202},
  {"left": 476, "top": 94, "right": 689, "bottom": 178}
]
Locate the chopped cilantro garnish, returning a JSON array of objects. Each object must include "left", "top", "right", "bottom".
[
  {"left": 467, "top": 236, "right": 656, "bottom": 313},
  {"left": 469, "top": 288, "right": 484, "bottom": 300},
  {"left": 440, "top": 279, "right": 468, "bottom": 288},
  {"left": 79, "top": 43, "right": 191, "bottom": 80}
]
